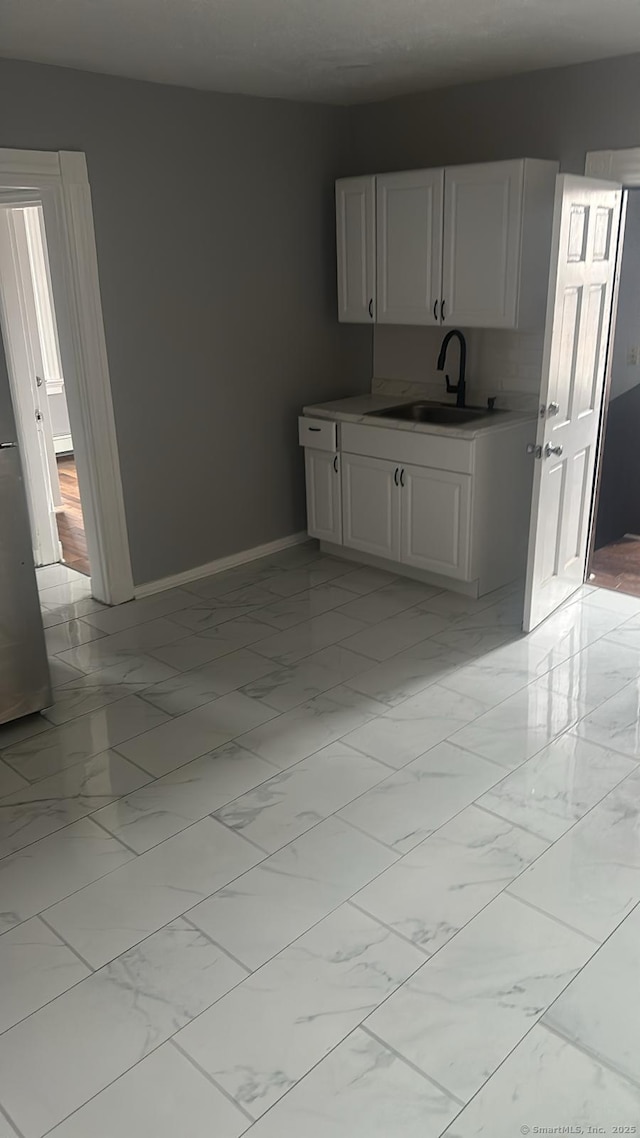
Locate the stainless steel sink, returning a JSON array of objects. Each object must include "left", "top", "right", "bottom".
[{"left": 367, "top": 402, "right": 506, "bottom": 426}]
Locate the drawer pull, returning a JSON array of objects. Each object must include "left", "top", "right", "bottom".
[{"left": 308, "top": 427, "right": 321, "bottom": 432}]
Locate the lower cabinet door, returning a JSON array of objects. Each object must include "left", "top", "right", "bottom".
[
  {"left": 342, "top": 452, "right": 401, "bottom": 560},
  {"left": 400, "top": 463, "right": 471, "bottom": 578},
  {"left": 304, "top": 448, "right": 342, "bottom": 544}
]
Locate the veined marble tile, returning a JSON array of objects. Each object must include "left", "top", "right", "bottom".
[
  {"left": 442, "top": 1024, "right": 640, "bottom": 1138},
  {"left": 574, "top": 679, "right": 640, "bottom": 758},
  {"left": 44, "top": 619, "right": 105, "bottom": 656},
  {"left": 251, "top": 611, "right": 367, "bottom": 667},
  {"left": 37, "top": 563, "right": 82, "bottom": 590},
  {"left": 54, "top": 620, "right": 190, "bottom": 675},
  {"left": 46, "top": 1042, "right": 248, "bottom": 1138},
  {"left": 147, "top": 616, "right": 277, "bottom": 671},
  {"left": 0, "top": 696, "right": 172, "bottom": 783},
  {"left": 54, "top": 643, "right": 180, "bottom": 685},
  {"left": 417, "top": 588, "right": 509, "bottom": 620},
  {"left": 339, "top": 741, "right": 504, "bottom": 852},
  {"left": 446, "top": 592, "right": 525, "bottom": 633},
  {"left": 48, "top": 656, "right": 87, "bottom": 688},
  {"left": 0, "top": 1111, "right": 18, "bottom": 1137},
  {"left": 264, "top": 541, "right": 321, "bottom": 570},
  {"left": 478, "top": 733, "right": 635, "bottom": 841},
  {"left": 344, "top": 642, "right": 469, "bottom": 707},
  {"left": 184, "top": 560, "right": 287, "bottom": 599},
  {"left": 332, "top": 566, "right": 398, "bottom": 595},
  {"left": 37, "top": 578, "right": 93, "bottom": 606},
  {"left": 526, "top": 598, "right": 628, "bottom": 656},
  {"left": 236, "top": 685, "right": 386, "bottom": 770},
  {"left": 254, "top": 584, "right": 361, "bottom": 631},
  {"left": 40, "top": 596, "right": 105, "bottom": 625},
  {"left": 544, "top": 902, "right": 640, "bottom": 1086},
  {"left": 335, "top": 581, "right": 441, "bottom": 625},
  {"left": 80, "top": 587, "right": 198, "bottom": 635},
  {"left": 94, "top": 743, "right": 275, "bottom": 853},
  {"left": 0, "top": 817, "right": 133, "bottom": 934},
  {"left": 240, "top": 645, "right": 373, "bottom": 712},
  {"left": 449, "top": 679, "right": 590, "bottom": 770},
  {"left": 342, "top": 685, "right": 490, "bottom": 769},
  {"left": 258, "top": 560, "right": 354, "bottom": 596},
  {"left": 353, "top": 804, "right": 546, "bottom": 952},
  {"left": 0, "top": 713, "right": 51, "bottom": 751},
  {"left": 439, "top": 656, "right": 534, "bottom": 707},
  {"left": 0, "top": 917, "right": 246, "bottom": 1138},
  {"left": 366, "top": 892, "right": 593, "bottom": 1101},
  {"left": 187, "top": 815, "right": 397, "bottom": 970},
  {"left": 430, "top": 623, "right": 522, "bottom": 657},
  {"left": 0, "top": 749, "right": 150, "bottom": 857},
  {"left": 44, "top": 816, "right": 262, "bottom": 967},
  {"left": 247, "top": 1028, "right": 459, "bottom": 1138},
  {"left": 176, "top": 903, "right": 425, "bottom": 1120},
  {"left": 168, "top": 598, "right": 267, "bottom": 634},
  {"left": 339, "top": 608, "right": 450, "bottom": 662},
  {"left": 0, "top": 916, "right": 90, "bottom": 1033},
  {"left": 509, "top": 767, "right": 640, "bottom": 941},
  {"left": 138, "top": 649, "right": 278, "bottom": 715},
  {"left": 44, "top": 678, "right": 148, "bottom": 726},
  {"left": 583, "top": 586, "right": 640, "bottom": 617},
  {"left": 601, "top": 613, "right": 640, "bottom": 654},
  {"left": 0, "top": 760, "right": 28, "bottom": 799},
  {"left": 215, "top": 742, "right": 389, "bottom": 853},
  {"left": 537, "top": 636, "right": 640, "bottom": 712},
  {"left": 116, "top": 690, "right": 278, "bottom": 777}
]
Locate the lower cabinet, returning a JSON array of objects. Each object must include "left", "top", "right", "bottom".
[
  {"left": 341, "top": 453, "right": 401, "bottom": 560},
  {"left": 400, "top": 463, "right": 471, "bottom": 578},
  {"left": 304, "top": 448, "right": 342, "bottom": 544}
]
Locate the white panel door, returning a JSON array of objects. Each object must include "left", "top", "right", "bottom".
[
  {"left": 342, "top": 452, "right": 401, "bottom": 560},
  {"left": 377, "top": 169, "right": 444, "bottom": 325},
  {"left": 442, "top": 160, "right": 523, "bottom": 328},
  {"left": 304, "top": 448, "right": 342, "bottom": 544},
  {"left": 400, "top": 463, "right": 471, "bottom": 579},
  {"left": 524, "top": 175, "right": 622, "bottom": 632},
  {"left": 335, "top": 176, "right": 376, "bottom": 323}
]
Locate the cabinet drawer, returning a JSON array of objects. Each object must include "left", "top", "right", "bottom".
[
  {"left": 298, "top": 417, "right": 338, "bottom": 452},
  {"left": 341, "top": 422, "right": 473, "bottom": 474}
]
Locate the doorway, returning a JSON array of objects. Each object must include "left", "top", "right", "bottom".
[
  {"left": 0, "top": 201, "right": 90, "bottom": 576},
  {"left": 588, "top": 188, "right": 640, "bottom": 598}
]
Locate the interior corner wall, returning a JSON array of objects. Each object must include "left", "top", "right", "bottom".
[{"left": 0, "top": 58, "right": 372, "bottom": 587}]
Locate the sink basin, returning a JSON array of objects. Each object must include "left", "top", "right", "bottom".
[{"left": 367, "top": 402, "right": 506, "bottom": 426}]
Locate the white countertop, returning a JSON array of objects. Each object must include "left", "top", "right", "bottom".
[{"left": 302, "top": 394, "right": 536, "bottom": 440}]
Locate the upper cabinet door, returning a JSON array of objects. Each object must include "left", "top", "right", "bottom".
[
  {"left": 377, "top": 169, "right": 444, "bottom": 325},
  {"left": 442, "top": 160, "right": 525, "bottom": 328},
  {"left": 336, "top": 176, "right": 376, "bottom": 324}
]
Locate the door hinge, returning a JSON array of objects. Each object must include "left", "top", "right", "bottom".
[{"left": 35, "top": 408, "right": 43, "bottom": 423}]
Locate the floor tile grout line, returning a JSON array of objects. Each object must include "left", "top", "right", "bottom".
[
  {"left": 540, "top": 1018, "right": 640, "bottom": 1093},
  {"left": 37, "top": 912, "right": 96, "bottom": 971},
  {"left": 169, "top": 1038, "right": 255, "bottom": 1124},
  {"left": 465, "top": 800, "right": 550, "bottom": 842},
  {"left": 501, "top": 890, "right": 600, "bottom": 945},
  {"left": 0, "top": 1100, "right": 25, "bottom": 1138},
  {"left": 347, "top": 899, "right": 432, "bottom": 957},
  {"left": 179, "top": 915, "right": 253, "bottom": 975},
  {"left": 87, "top": 813, "right": 142, "bottom": 857},
  {"left": 359, "top": 1024, "right": 466, "bottom": 1105}
]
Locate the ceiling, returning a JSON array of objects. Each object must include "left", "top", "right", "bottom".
[{"left": 3, "top": 0, "right": 640, "bottom": 105}]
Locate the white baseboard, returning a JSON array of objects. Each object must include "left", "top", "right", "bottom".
[{"left": 135, "top": 532, "right": 310, "bottom": 599}]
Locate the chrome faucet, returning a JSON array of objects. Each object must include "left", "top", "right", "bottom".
[{"left": 437, "top": 329, "right": 467, "bottom": 409}]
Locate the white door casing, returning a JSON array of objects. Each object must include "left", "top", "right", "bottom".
[
  {"left": 0, "top": 149, "right": 133, "bottom": 604},
  {"left": 524, "top": 175, "right": 622, "bottom": 632},
  {"left": 335, "top": 176, "right": 376, "bottom": 323},
  {"left": 304, "top": 448, "right": 342, "bottom": 544},
  {"left": 376, "top": 169, "right": 444, "bottom": 325},
  {"left": 0, "top": 207, "right": 61, "bottom": 565},
  {"left": 400, "top": 463, "right": 471, "bottom": 578},
  {"left": 342, "top": 452, "right": 401, "bottom": 560}
]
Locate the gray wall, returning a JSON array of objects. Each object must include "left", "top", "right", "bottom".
[
  {"left": 610, "top": 190, "right": 640, "bottom": 400},
  {"left": 349, "top": 52, "right": 640, "bottom": 175},
  {"left": 0, "top": 59, "right": 371, "bottom": 586}
]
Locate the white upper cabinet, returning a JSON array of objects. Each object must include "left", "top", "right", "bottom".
[
  {"left": 335, "top": 158, "right": 558, "bottom": 329},
  {"left": 376, "top": 169, "right": 444, "bottom": 325},
  {"left": 335, "top": 176, "right": 376, "bottom": 323},
  {"left": 441, "top": 159, "right": 557, "bottom": 329}
]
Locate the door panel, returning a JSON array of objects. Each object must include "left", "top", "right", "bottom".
[
  {"left": 400, "top": 463, "right": 471, "bottom": 578},
  {"left": 304, "top": 449, "right": 342, "bottom": 544},
  {"left": 342, "top": 452, "right": 400, "bottom": 560},
  {"left": 376, "top": 169, "right": 443, "bottom": 325},
  {"left": 335, "top": 176, "right": 376, "bottom": 323},
  {"left": 524, "top": 175, "right": 622, "bottom": 631},
  {"left": 442, "top": 160, "right": 523, "bottom": 328}
]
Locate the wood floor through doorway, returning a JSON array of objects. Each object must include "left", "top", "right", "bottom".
[{"left": 56, "top": 456, "right": 90, "bottom": 576}]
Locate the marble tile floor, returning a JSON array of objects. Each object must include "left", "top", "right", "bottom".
[{"left": 1, "top": 549, "right": 640, "bottom": 1135}]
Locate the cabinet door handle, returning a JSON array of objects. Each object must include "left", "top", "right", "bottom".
[
  {"left": 368, "top": 298, "right": 374, "bottom": 319},
  {"left": 400, "top": 468, "right": 405, "bottom": 487},
  {"left": 394, "top": 467, "right": 399, "bottom": 486},
  {"left": 433, "top": 299, "right": 438, "bottom": 321},
  {"left": 440, "top": 299, "right": 445, "bottom": 322},
  {"left": 333, "top": 455, "right": 338, "bottom": 473}
]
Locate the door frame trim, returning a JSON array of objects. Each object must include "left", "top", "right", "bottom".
[
  {"left": 584, "top": 147, "right": 640, "bottom": 582},
  {"left": 0, "top": 148, "right": 133, "bottom": 604}
]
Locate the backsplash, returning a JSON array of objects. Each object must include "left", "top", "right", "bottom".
[{"left": 372, "top": 325, "right": 544, "bottom": 412}]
